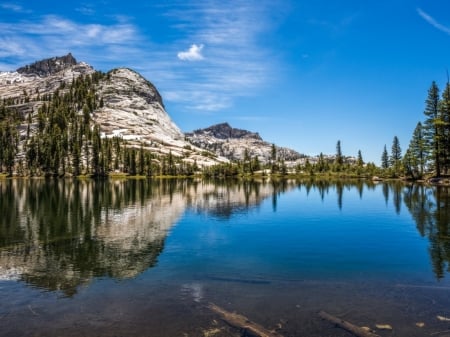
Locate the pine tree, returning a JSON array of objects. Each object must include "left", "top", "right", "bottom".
[
  {"left": 390, "top": 136, "right": 402, "bottom": 176},
  {"left": 439, "top": 82, "right": 450, "bottom": 173},
  {"left": 423, "top": 81, "right": 443, "bottom": 176},
  {"left": 139, "top": 144, "right": 145, "bottom": 176},
  {"left": 357, "top": 150, "right": 364, "bottom": 167},
  {"left": 91, "top": 125, "right": 101, "bottom": 176},
  {"left": 335, "top": 140, "right": 343, "bottom": 166},
  {"left": 381, "top": 145, "right": 389, "bottom": 169},
  {"left": 270, "top": 143, "right": 277, "bottom": 173},
  {"left": 407, "top": 122, "right": 426, "bottom": 177},
  {"left": 72, "top": 142, "right": 81, "bottom": 176},
  {"left": 129, "top": 149, "right": 136, "bottom": 176}
]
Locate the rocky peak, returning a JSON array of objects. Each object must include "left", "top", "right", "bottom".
[
  {"left": 16, "top": 53, "right": 77, "bottom": 76},
  {"left": 94, "top": 67, "right": 184, "bottom": 145},
  {"left": 106, "top": 68, "right": 165, "bottom": 109},
  {"left": 186, "top": 123, "right": 302, "bottom": 163},
  {"left": 191, "top": 122, "right": 262, "bottom": 140}
]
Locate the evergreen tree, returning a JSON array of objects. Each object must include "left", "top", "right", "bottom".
[
  {"left": 251, "top": 156, "right": 261, "bottom": 173},
  {"left": 357, "top": 150, "right": 364, "bottom": 167},
  {"left": 72, "top": 141, "right": 81, "bottom": 176},
  {"left": 439, "top": 82, "right": 450, "bottom": 173},
  {"left": 390, "top": 136, "right": 402, "bottom": 176},
  {"left": 139, "top": 144, "right": 145, "bottom": 176},
  {"left": 381, "top": 145, "right": 389, "bottom": 169},
  {"left": 317, "top": 152, "right": 326, "bottom": 172},
  {"left": 129, "top": 149, "right": 136, "bottom": 175},
  {"left": 270, "top": 143, "right": 278, "bottom": 173},
  {"left": 335, "top": 140, "right": 343, "bottom": 166},
  {"left": 407, "top": 122, "right": 426, "bottom": 177},
  {"left": 91, "top": 125, "right": 101, "bottom": 176},
  {"left": 423, "top": 81, "right": 443, "bottom": 176}
]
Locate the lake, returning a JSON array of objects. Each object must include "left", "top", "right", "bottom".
[{"left": 1, "top": 178, "right": 450, "bottom": 336}]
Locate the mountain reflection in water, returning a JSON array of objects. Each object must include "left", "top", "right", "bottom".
[
  {"left": 0, "top": 179, "right": 293, "bottom": 295},
  {"left": 1, "top": 178, "right": 450, "bottom": 299}
]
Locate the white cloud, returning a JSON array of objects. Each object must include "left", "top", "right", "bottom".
[
  {"left": 0, "top": 15, "right": 142, "bottom": 70},
  {"left": 155, "top": 0, "right": 280, "bottom": 111},
  {"left": 417, "top": 8, "right": 450, "bottom": 36},
  {"left": 76, "top": 6, "right": 95, "bottom": 16},
  {"left": 1, "top": 3, "right": 30, "bottom": 13},
  {"left": 0, "top": 38, "right": 26, "bottom": 57},
  {"left": 1, "top": 1, "right": 282, "bottom": 113},
  {"left": 177, "top": 44, "right": 204, "bottom": 61}
]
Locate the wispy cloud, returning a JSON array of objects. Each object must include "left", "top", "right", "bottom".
[
  {"left": 156, "top": 0, "right": 280, "bottom": 111},
  {"left": 1, "top": 3, "right": 30, "bottom": 13},
  {"left": 76, "top": 5, "right": 95, "bottom": 16},
  {"left": 177, "top": 44, "right": 204, "bottom": 61},
  {"left": 417, "top": 8, "right": 450, "bottom": 35},
  {"left": 0, "top": 15, "right": 141, "bottom": 69},
  {"left": 0, "top": 1, "right": 282, "bottom": 113}
]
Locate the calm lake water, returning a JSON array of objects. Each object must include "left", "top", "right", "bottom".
[{"left": 1, "top": 178, "right": 450, "bottom": 336}]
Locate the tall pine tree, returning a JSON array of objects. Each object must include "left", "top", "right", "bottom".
[
  {"left": 335, "top": 140, "right": 343, "bottom": 166},
  {"left": 381, "top": 145, "right": 389, "bottom": 169},
  {"left": 390, "top": 136, "right": 402, "bottom": 176},
  {"left": 407, "top": 122, "right": 426, "bottom": 177},
  {"left": 439, "top": 82, "right": 450, "bottom": 174},
  {"left": 423, "top": 81, "right": 443, "bottom": 176}
]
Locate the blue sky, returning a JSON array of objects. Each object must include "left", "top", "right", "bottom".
[{"left": 1, "top": 1, "right": 450, "bottom": 163}]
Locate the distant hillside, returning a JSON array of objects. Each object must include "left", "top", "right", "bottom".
[{"left": 185, "top": 122, "right": 304, "bottom": 163}]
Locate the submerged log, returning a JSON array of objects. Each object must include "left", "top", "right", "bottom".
[
  {"left": 319, "top": 311, "right": 380, "bottom": 337},
  {"left": 208, "top": 303, "right": 284, "bottom": 337}
]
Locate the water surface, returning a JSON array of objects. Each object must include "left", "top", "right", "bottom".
[{"left": 1, "top": 179, "right": 450, "bottom": 336}]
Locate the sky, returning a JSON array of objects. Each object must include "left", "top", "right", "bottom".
[{"left": 1, "top": 1, "right": 450, "bottom": 164}]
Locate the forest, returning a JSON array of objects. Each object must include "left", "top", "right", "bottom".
[
  {"left": 0, "top": 72, "right": 198, "bottom": 178},
  {"left": 0, "top": 73, "right": 449, "bottom": 180}
]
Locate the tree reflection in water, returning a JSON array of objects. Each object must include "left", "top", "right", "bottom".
[
  {"left": 2, "top": 178, "right": 450, "bottom": 297},
  {"left": 0, "top": 178, "right": 293, "bottom": 296},
  {"left": 403, "top": 184, "right": 450, "bottom": 279}
]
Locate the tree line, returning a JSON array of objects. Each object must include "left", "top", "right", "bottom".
[
  {"left": 402, "top": 80, "right": 450, "bottom": 179},
  {"left": 0, "top": 72, "right": 198, "bottom": 177},
  {"left": 1, "top": 72, "right": 449, "bottom": 179}
]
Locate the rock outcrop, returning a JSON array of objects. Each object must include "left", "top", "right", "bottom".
[
  {"left": 1, "top": 54, "right": 307, "bottom": 173},
  {"left": 0, "top": 54, "right": 228, "bottom": 169},
  {"left": 95, "top": 68, "right": 184, "bottom": 148},
  {"left": 16, "top": 53, "right": 77, "bottom": 76},
  {"left": 186, "top": 123, "right": 303, "bottom": 163}
]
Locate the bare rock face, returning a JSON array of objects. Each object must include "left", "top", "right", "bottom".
[
  {"left": 0, "top": 55, "right": 94, "bottom": 101},
  {"left": 0, "top": 54, "right": 227, "bottom": 168},
  {"left": 16, "top": 53, "right": 77, "bottom": 76},
  {"left": 95, "top": 68, "right": 183, "bottom": 145},
  {"left": 94, "top": 68, "right": 228, "bottom": 166},
  {"left": 193, "top": 122, "right": 262, "bottom": 140},
  {"left": 186, "top": 123, "right": 303, "bottom": 163}
]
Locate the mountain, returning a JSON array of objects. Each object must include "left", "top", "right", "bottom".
[
  {"left": 186, "top": 122, "right": 304, "bottom": 163},
  {"left": 93, "top": 67, "right": 185, "bottom": 150},
  {"left": 0, "top": 54, "right": 227, "bottom": 176},
  {"left": 16, "top": 53, "right": 78, "bottom": 76},
  {"left": 0, "top": 54, "right": 308, "bottom": 177},
  {"left": 0, "top": 54, "right": 94, "bottom": 105}
]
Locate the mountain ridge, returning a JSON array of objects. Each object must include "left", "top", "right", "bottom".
[
  {"left": 189, "top": 122, "right": 262, "bottom": 141},
  {"left": 186, "top": 122, "right": 303, "bottom": 163},
  {"left": 0, "top": 54, "right": 305, "bottom": 176},
  {"left": 16, "top": 53, "right": 78, "bottom": 76}
]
